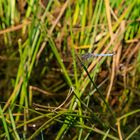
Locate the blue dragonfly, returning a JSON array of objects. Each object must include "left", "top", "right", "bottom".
[{"left": 81, "top": 52, "right": 115, "bottom": 60}]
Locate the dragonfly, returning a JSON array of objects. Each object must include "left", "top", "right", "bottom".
[{"left": 81, "top": 52, "right": 115, "bottom": 60}]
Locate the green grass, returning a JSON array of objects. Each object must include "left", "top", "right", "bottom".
[{"left": 0, "top": 0, "right": 140, "bottom": 139}]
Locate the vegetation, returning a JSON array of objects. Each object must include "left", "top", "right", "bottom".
[{"left": 0, "top": 0, "right": 140, "bottom": 139}]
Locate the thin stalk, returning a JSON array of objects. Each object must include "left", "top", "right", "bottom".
[{"left": 76, "top": 53, "right": 116, "bottom": 119}]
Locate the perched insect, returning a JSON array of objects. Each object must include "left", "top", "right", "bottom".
[{"left": 81, "top": 52, "right": 115, "bottom": 60}]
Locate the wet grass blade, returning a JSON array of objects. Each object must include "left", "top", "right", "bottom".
[
  {"left": 8, "top": 109, "right": 20, "bottom": 140},
  {"left": 0, "top": 106, "right": 10, "bottom": 140}
]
